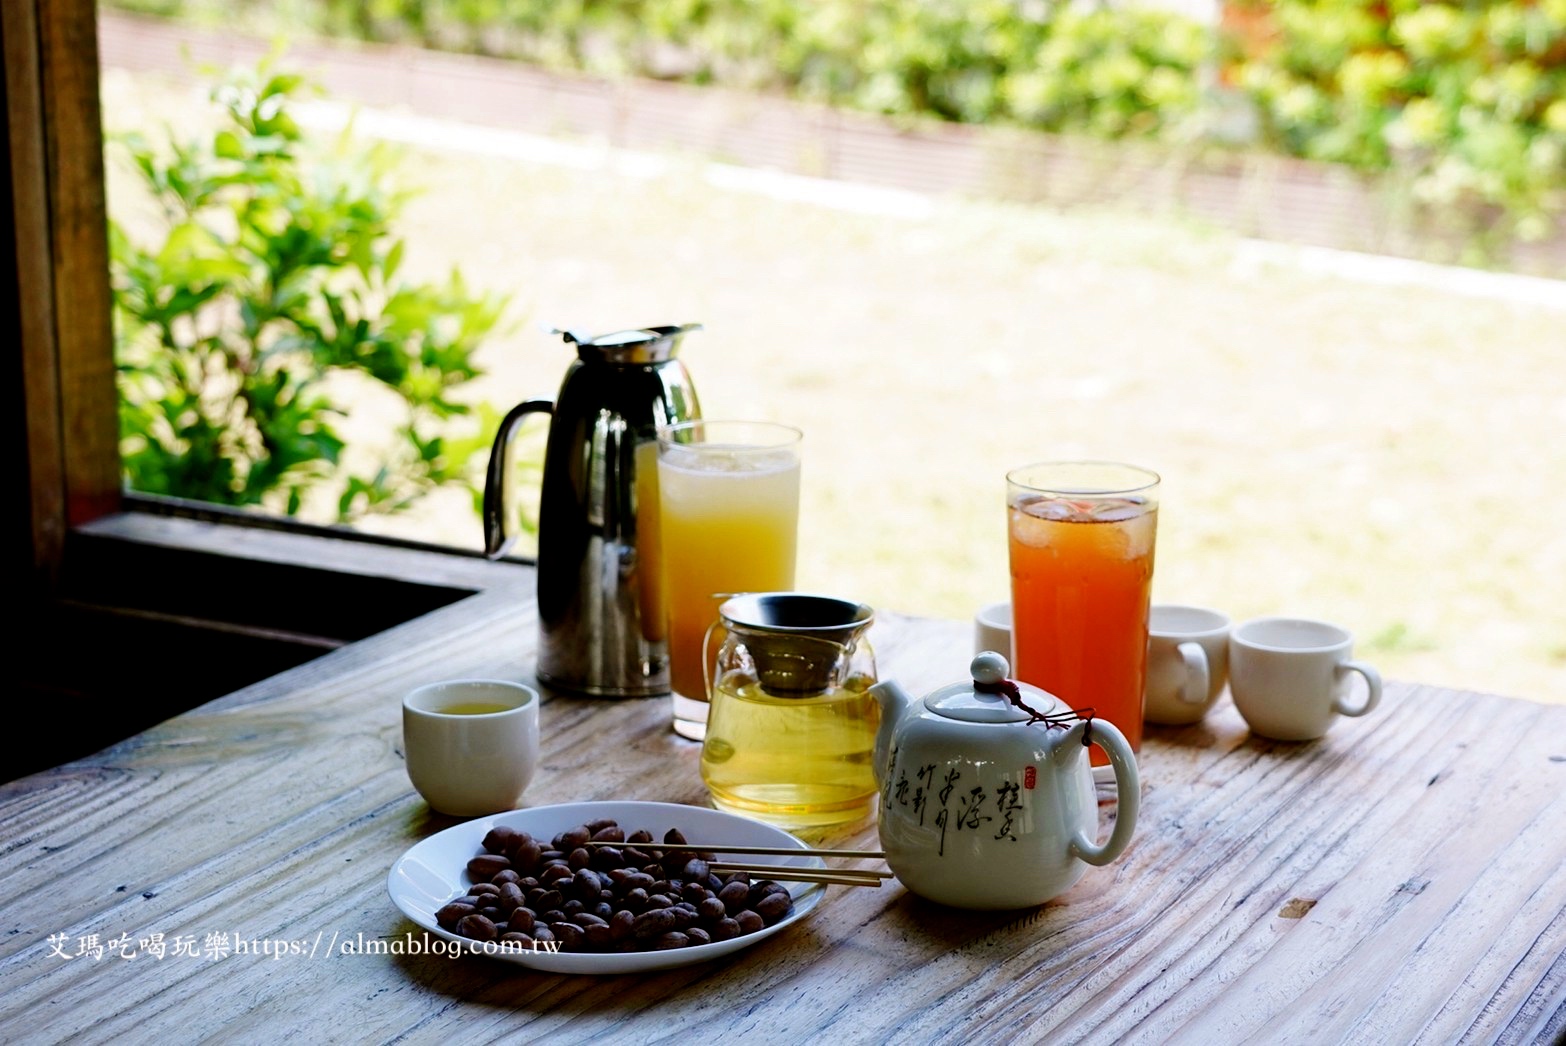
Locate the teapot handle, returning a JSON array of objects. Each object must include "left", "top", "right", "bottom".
[
  {"left": 1066, "top": 719, "right": 1140, "bottom": 867},
  {"left": 482, "top": 399, "right": 554, "bottom": 559}
]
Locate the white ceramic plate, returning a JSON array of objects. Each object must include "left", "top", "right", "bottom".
[{"left": 387, "top": 800, "right": 826, "bottom": 974}]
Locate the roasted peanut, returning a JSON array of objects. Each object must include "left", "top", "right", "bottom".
[
  {"left": 556, "top": 825, "right": 592, "bottom": 850},
  {"left": 483, "top": 825, "right": 521, "bottom": 855},
  {"left": 467, "top": 855, "right": 511, "bottom": 880},
  {"left": 632, "top": 908, "right": 677, "bottom": 939},
  {"left": 510, "top": 838, "right": 543, "bottom": 870},
  {"left": 755, "top": 891, "right": 791, "bottom": 924},
  {"left": 456, "top": 913, "right": 498, "bottom": 941},
  {"left": 590, "top": 846, "right": 624, "bottom": 871},
  {"left": 550, "top": 922, "right": 586, "bottom": 951},
  {"left": 718, "top": 881, "right": 751, "bottom": 913}
]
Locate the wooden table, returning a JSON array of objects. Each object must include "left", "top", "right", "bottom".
[{"left": 3, "top": 528, "right": 1563, "bottom": 1044}]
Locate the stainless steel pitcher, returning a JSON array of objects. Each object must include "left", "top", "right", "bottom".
[{"left": 483, "top": 324, "right": 702, "bottom": 696}]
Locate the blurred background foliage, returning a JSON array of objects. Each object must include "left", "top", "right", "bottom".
[
  {"left": 111, "top": 63, "right": 509, "bottom": 521},
  {"left": 104, "top": 0, "right": 1566, "bottom": 251}
]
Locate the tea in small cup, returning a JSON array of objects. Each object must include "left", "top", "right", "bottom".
[
  {"left": 1144, "top": 605, "right": 1230, "bottom": 726},
  {"left": 1228, "top": 618, "right": 1381, "bottom": 741},
  {"left": 402, "top": 679, "right": 540, "bottom": 816}
]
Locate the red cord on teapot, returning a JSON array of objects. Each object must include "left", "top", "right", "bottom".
[{"left": 973, "top": 676, "right": 1096, "bottom": 746}]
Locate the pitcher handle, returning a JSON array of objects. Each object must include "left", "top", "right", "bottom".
[
  {"left": 1067, "top": 719, "right": 1140, "bottom": 867},
  {"left": 483, "top": 399, "right": 554, "bottom": 559}
]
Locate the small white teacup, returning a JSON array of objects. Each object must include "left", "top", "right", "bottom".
[
  {"left": 402, "top": 679, "right": 540, "bottom": 816},
  {"left": 1228, "top": 618, "right": 1382, "bottom": 741},
  {"left": 973, "top": 601, "right": 1014, "bottom": 661},
  {"left": 1144, "top": 605, "right": 1231, "bottom": 726}
]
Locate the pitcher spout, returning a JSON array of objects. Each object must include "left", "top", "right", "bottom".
[{"left": 868, "top": 680, "right": 911, "bottom": 784}]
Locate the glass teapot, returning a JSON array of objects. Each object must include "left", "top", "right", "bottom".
[{"left": 699, "top": 593, "right": 879, "bottom": 830}]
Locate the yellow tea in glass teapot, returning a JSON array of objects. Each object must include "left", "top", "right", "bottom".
[{"left": 700, "top": 594, "right": 878, "bottom": 829}]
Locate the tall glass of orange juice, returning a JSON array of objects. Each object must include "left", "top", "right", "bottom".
[
  {"left": 657, "top": 420, "right": 802, "bottom": 740},
  {"left": 1007, "top": 462, "right": 1160, "bottom": 767}
]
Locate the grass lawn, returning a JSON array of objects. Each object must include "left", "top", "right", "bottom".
[{"left": 102, "top": 67, "right": 1566, "bottom": 706}]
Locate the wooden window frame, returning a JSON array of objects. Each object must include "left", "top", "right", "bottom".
[
  {"left": 6, "top": 0, "right": 507, "bottom": 585},
  {"left": 8, "top": 0, "right": 120, "bottom": 594}
]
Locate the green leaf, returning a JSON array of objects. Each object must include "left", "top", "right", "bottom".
[
  {"left": 214, "top": 130, "right": 245, "bottom": 159},
  {"left": 384, "top": 239, "right": 405, "bottom": 283}
]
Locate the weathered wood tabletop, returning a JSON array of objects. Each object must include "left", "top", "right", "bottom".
[{"left": 3, "top": 535, "right": 1563, "bottom": 1044}]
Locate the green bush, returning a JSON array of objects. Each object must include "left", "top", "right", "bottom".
[
  {"left": 1232, "top": 0, "right": 1566, "bottom": 243},
  {"left": 110, "top": 63, "right": 508, "bottom": 520},
  {"left": 107, "top": 0, "right": 1564, "bottom": 248}
]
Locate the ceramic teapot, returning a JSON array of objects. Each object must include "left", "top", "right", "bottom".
[{"left": 868, "top": 652, "right": 1139, "bottom": 909}]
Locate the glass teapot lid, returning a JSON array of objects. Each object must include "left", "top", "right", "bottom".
[{"left": 717, "top": 593, "right": 874, "bottom": 693}]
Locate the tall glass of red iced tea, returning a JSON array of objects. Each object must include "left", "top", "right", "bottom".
[{"left": 1007, "top": 462, "right": 1160, "bottom": 767}]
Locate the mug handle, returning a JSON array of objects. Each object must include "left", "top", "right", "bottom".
[
  {"left": 1067, "top": 719, "right": 1140, "bottom": 867},
  {"left": 1333, "top": 660, "right": 1382, "bottom": 718},
  {"left": 1177, "top": 641, "right": 1210, "bottom": 705}
]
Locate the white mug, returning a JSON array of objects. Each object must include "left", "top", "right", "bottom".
[
  {"left": 973, "top": 601, "right": 1013, "bottom": 661},
  {"left": 1229, "top": 618, "right": 1382, "bottom": 741},
  {"left": 1144, "top": 605, "right": 1231, "bottom": 726},
  {"left": 402, "top": 679, "right": 540, "bottom": 816}
]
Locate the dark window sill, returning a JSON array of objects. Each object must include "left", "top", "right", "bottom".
[{"left": 12, "top": 503, "right": 534, "bottom": 783}]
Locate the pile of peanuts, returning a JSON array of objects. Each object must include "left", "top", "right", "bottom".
[{"left": 436, "top": 818, "right": 794, "bottom": 953}]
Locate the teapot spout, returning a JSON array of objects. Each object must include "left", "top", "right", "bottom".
[{"left": 868, "top": 681, "right": 911, "bottom": 785}]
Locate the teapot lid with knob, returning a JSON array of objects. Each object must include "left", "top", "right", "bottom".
[{"left": 918, "top": 651, "right": 1071, "bottom": 723}]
